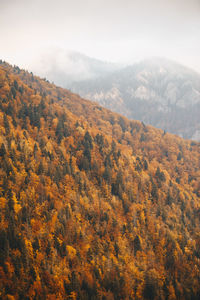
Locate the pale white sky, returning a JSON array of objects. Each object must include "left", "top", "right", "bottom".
[{"left": 0, "top": 0, "right": 200, "bottom": 72}]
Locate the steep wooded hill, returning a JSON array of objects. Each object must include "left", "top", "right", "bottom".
[{"left": 0, "top": 61, "right": 200, "bottom": 300}]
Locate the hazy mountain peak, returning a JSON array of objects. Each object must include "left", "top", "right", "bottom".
[
  {"left": 138, "top": 56, "right": 200, "bottom": 77},
  {"left": 70, "top": 56, "right": 200, "bottom": 141},
  {"left": 29, "top": 48, "right": 122, "bottom": 87}
]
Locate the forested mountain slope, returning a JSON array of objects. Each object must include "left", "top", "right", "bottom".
[
  {"left": 70, "top": 58, "right": 200, "bottom": 141},
  {"left": 0, "top": 61, "right": 200, "bottom": 299}
]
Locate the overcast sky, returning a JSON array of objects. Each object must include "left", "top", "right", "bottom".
[{"left": 0, "top": 0, "right": 200, "bottom": 73}]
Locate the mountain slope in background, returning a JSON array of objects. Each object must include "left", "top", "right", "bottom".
[
  {"left": 70, "top": 57, "right": 200, "bottom": 141},
  {"left": 29, "top": 48, "right": 122, "bottom": 87},
  {"left": 0, "top": 61, "right": 200, "bottom": 299}
]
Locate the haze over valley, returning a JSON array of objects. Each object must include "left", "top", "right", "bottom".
[
  {"left": 29, "top": 50, "right": 200, "bottom": 141},
  {"left": 69, "top": 56, "right": 200, "bottom": 141}
]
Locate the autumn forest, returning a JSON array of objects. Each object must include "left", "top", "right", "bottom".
[{"left": 0, "top": 61, "right": 200, "bottom": 299}]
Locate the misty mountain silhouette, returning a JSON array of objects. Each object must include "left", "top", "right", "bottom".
[{"left": 70, "top": 57, "right": 200, "bottom": 141}]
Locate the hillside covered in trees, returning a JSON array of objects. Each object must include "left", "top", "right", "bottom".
[{"left": 0, "top": 61, "right": 200, "bottom": 299}]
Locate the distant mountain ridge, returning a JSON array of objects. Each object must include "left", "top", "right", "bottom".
[
  {"left": 28, "top": 52, "right": 200, "bottom": 140},
  {"left": 69, "top": 57, "right": 200, "bottom": 141}
]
